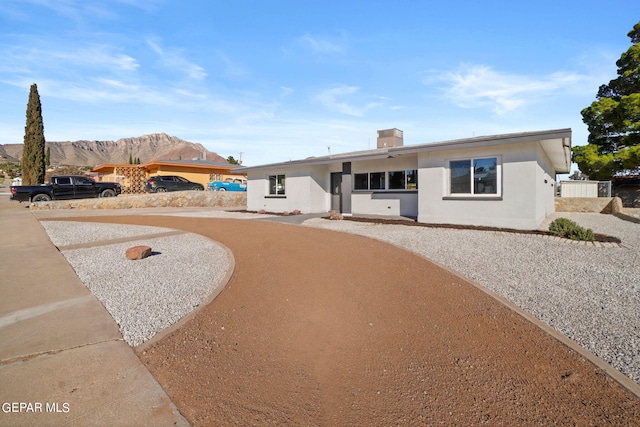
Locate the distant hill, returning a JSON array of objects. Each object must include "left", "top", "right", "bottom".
[{"left": 0, "top": 133, "right": 228, "bottom": 166}]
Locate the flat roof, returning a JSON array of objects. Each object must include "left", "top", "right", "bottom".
[
  {"left": 234, "top": 128, "right": 572, "bottom": 173},
  {"left": 143, "top": 159, "right": 240, "bottom": 168}
]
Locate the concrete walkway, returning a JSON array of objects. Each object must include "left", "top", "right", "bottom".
[{"left": 0, "top": 198, "right": 188, "bottom": 426}]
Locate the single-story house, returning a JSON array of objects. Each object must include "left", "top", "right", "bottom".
[
  {"left": 93, "top": 160, "right": 246, "bottom": 193},
  {"left": 235, "top": 128, "right": 572, "bottom": 230}
]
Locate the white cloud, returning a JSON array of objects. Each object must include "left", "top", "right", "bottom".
[
  {"left": 315, "top": 85, "right": 384, "bottom": 117},
  {"left": 1, "top": 0, "right": 160, "bottom": 21},
  {"left": 147, "top": 39, "right": 207, "bottom": 80},
  {"left": 426, "top": 64, "right": 589, "bottom": 115},
  {"left": 298, "top": 33, "right": 347, "bottom": 54},
  {"left": 279, "top": 86, "right": 294, "bottom": 97}
]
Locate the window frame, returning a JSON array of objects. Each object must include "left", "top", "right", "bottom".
[
  {"left": 268, "top": 174, "right": 286, "bottom": 196},
  {"left": 352, "top": 170, "right": 418, "bottom": 192},
  {"left": 446, "top": 156, "right": 501, "bottom": 199}
]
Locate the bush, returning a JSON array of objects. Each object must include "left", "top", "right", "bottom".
[{"left": 548, "top": 218, "right": 595, "bottom": 241}]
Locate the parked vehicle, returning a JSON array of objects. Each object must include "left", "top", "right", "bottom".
[
  {"left": 145, "top": 175, "right": 204, "bottom": 193},
  {"left": 207, "top": 177, "right": 247, "bottom": 192},
  {"left": 10, "top": 175, "right": 121, "bottom": 202}
]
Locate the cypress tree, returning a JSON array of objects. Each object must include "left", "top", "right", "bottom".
[
  {"left": 22, "top": 84, "right": 46, "bottom": 185},
  {"left": 45, "top": 146, "right": 50, "bottom": 167}
]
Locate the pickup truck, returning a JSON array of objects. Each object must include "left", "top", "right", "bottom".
[{"left": 10, "top": 175, "right": 121, "bottom": 202}]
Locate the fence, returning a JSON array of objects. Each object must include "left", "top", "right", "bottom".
[{"left": 560, "top": 180, "right": 611, "bottom": 198}]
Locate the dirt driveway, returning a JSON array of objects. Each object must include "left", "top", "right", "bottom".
[{"left": 63, "top": 215, "right": 640, "bottom": 425}]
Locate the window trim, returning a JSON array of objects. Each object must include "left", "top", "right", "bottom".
[{"left": 445, "top": 156, "right": 501, "bottom": 199}]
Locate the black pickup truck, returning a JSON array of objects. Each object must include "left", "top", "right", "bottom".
[{"left": 10, "top": 175, "right": 121, "bottom": 202}]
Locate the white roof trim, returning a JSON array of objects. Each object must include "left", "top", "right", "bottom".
[{"left": 235, "top": 128, "right": 572, "bottom": 173}]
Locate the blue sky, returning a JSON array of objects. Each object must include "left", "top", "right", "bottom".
[{"left": 1, "top": 1, "right": 639, "bottom": 167}]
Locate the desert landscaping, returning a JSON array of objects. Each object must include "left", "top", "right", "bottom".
[{"left": 37, "top": 210, "right": 640, "bottom": 425}]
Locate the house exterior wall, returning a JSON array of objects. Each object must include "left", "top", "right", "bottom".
[
  {"left": 535, "top": 143, "right": 558, "bottom": 224},
  {"left": 417, "top": 141, "right": 550, "bottom": 229},
  {"left": 146, "top": 165, "right": 243, "bottom": 187},
  {"left": 246, "top": 165, "right": 332, "bottom": 213},
  {"left": 351, "top": 157, "right": 419, "bottom": 217},
  {"left": 243, "top": 133, "right": 567, "bottom": 229}
]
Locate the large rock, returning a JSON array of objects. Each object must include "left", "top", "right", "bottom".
[{"left": 126, "top": 246, "right": 152, "bottom": 260}]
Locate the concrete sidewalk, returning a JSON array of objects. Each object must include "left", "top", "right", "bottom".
[{"left": 0, "top": 199, "right": 188, "bottom": 426}]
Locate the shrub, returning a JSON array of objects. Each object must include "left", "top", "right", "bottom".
[{"left": 548, "top": 218, "right": 595, "bottom": 241}]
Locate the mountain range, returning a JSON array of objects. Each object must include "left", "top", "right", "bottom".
[{"left": 0, "top": 133, "right": 228, "bottom": 166}]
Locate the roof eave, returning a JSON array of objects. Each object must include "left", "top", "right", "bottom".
[{"left": 236, "top": 128, "right": 573, "bottom": 173}]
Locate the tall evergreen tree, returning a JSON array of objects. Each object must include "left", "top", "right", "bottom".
[
  {"left": 21, "top": 83, "right": 46, "bottom": 185},
  {"left": 45, "top": 146, "right": 50, "bottom": 167},
  {"left": 575, "top": 22, "right": 640, "bottom": 179}
]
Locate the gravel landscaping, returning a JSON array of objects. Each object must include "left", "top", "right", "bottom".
[
  {"left": 40, "top": 221, "right": 231, "bottom": 346},
  {"left": 40, "top": 211, "right": 640, "bottom": 386},
  {"left": 303, "top": 212, "right": 640, "bottom": 385}
]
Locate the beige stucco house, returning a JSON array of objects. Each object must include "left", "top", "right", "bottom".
[{"left": 235, "top": 128, "right": 572, "bottom": 229}]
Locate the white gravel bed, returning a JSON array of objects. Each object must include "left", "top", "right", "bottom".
[
  {"left": 303, "top": 212, "right": 640, "bottom": 384},
  {"left": 41, "top": 221, "right": 172, "bottom": 247},
  {"left": 42, "top": 222, "right": 231, "bottom": 347}
]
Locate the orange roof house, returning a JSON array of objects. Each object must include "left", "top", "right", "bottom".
[{"left": 93, "top": 160, "right": 245, "bottom": 193}]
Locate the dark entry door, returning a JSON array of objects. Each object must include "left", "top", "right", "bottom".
[{"left": 331, "top": 172, "right": 342, "bottom": 212}]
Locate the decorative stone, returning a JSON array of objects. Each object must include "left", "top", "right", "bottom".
[
  {"left": 329, "top": 210, "right": 344, "bottom": 220},
  {"left": 292, "top": 209, "right": 301, "bottom": 215},
  {"left": 126, "top": 245, "right": 152, "bottom": 260}
]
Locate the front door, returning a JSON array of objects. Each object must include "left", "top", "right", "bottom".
[{"left": 330, "top": 172, "right": 342, "bottom": 212}]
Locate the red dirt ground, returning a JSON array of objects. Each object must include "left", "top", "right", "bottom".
[{"left": 68, "top": 215, "right": 640, "bottom": 426}]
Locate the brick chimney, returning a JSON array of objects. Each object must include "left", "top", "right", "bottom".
[{"left": 377, "top": 128, "right": 403, "bottom": 148}]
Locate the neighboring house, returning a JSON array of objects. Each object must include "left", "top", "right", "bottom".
[
  {"left": 93, "top": 160, "right": 246, "bottom": 194},
  {"left": 235, "top": 128, "right": 572, "bottom": 230}
]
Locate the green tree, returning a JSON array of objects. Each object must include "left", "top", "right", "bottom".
[
  {"left": 21, "top": 84, "right": 46, "bottom": 185},
  {"left": 227, "top": 155, "right": 239, "bottom": 165},
  {"left": 45, "top": 146, "right": 50, "bottom": 167},
  {"left": 576, "top": 22, "right": 640, "bottom": 178},
  {"left": 128, "top": 153, "right": 133, "bottom": 164}
]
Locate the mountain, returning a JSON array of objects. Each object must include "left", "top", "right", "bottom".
[{"left": 0, "top": 133, "right": 228, "bottom": 166}]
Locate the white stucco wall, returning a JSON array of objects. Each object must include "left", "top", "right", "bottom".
[
  {"left": 350, "top": 157, "right": 419, "bottom": 217},
  {"left": 246, "top": 138, "right": 560, "bottom": 227},
  {"left": 417, "top": 141, "right": 550, "bottom": 229},
  {"left": 535, "top": 143, "right": 558, "bottom": 223},
  {"left": 351, "top": 192, "right": 419, "bottom": 217},
  {"left": 246, "top": 165, "right": 332, "bottom": 213}
]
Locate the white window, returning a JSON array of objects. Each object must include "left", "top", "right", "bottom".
[
  {"left": 449, "top": 157, "right": 500, "bottom": 196},
  {"left": 268, "top": 174, "right": 285, "bottom": 195}
]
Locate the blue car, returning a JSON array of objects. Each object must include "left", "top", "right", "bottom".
[{"left": 208, "top": 178, "right": 247, "bottom": 191}]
